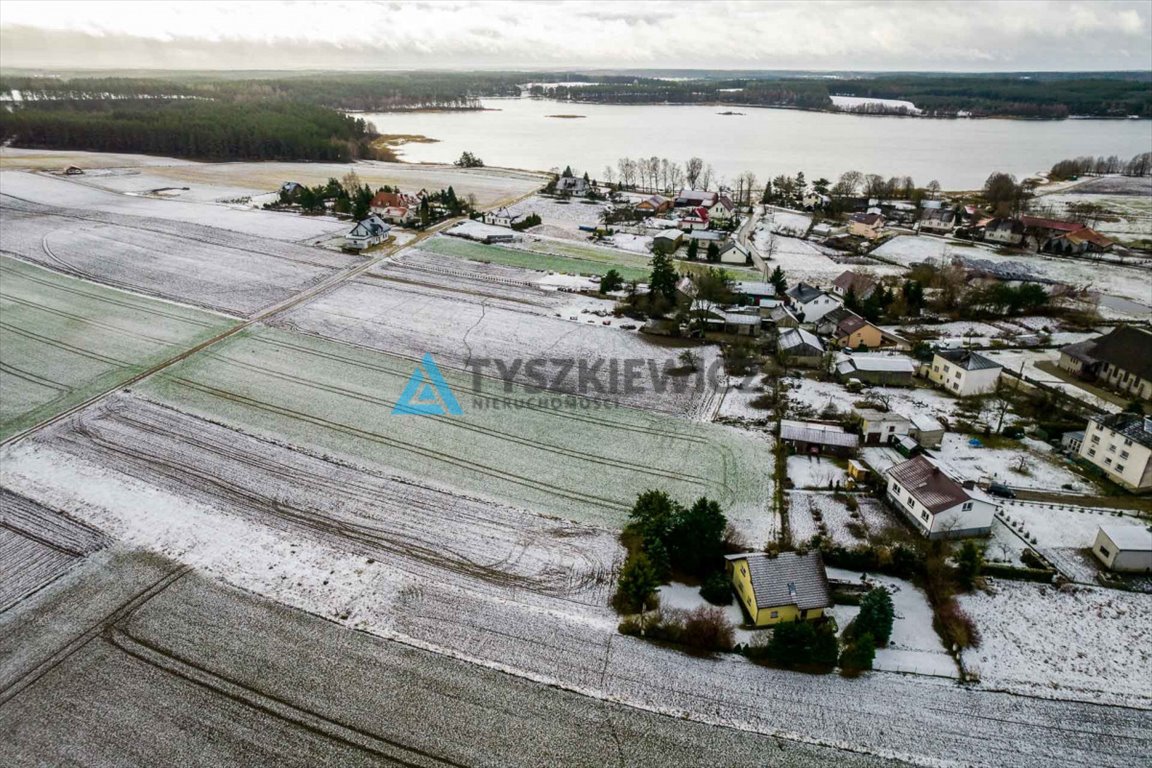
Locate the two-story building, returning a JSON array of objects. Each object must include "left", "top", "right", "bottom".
[
  {"left": 927, "top": 349, "right": 1002, "bottom": 397},
  {"left": 884, "top": 455, "right": 997, "bottom": 539},
  {"left": 787, "top": 282, "right": 842, "bottom": 324},
  {"left": 817, "top": 308, "right": 883, "bottom": 350},
  {"left": 1058, "top": 326, "right": 1152, "bottom": 403},
  {"left": 982, "top": 217, "right": 1025, "bottom": 246},
  {"left": 857, "top": 409, "right": 912, "bottom": 445},
  {"left": 343, "top": 214, "right": 392, "bottom": 251},
  {"left": 1079, "top": 413, "right": 1152, "bottom": 493},
  {"left": 848, "top": 212, "right": 886, "bottom": 240}
]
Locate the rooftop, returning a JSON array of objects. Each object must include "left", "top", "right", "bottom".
[
  {"left": 885, "top": 455, "right": 973, "bottom": 514},
  {"left": 780, "top": 419, "right": 859, "bottom": 448},
  {"left": 779, "top": 327, "right": 824, "bottom": 353},
  {"left": 724, "top": 551, "right": 832, "bottom": 611},
  {"left": 836, "top": 352, "right": 916, "bottom": 374},
  {"left": 934, "top": 348, "right": 1002, "bottom": 372},
  {"left": 1091, "top": 412, "right": 1152, "bottom": 450},
  {"left": 788, "top": 282, "right": 827, "bottom": 304},
  {"left": 1098, "top": 524, "right": 1152, "bottom": 553},
  {"left": 1085, "top": 326, "right": 1152, "bottom": 382}
]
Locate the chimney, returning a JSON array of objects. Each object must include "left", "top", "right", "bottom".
[{"left": 961, "top": 480, "right": 976, "bottom": 490}]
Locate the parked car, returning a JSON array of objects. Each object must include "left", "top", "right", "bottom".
[{"left": 987, "top": 483, "right": 1016, "bottom": 499}]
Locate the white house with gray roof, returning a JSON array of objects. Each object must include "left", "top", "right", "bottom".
[
  {"left": 927, "top": 349, "right": 1002, "bottom": 396},
  {"left": 884, "top": 455, "right": 996, "bottom": 539}
]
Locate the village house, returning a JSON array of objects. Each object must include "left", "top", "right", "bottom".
[
  {"left": 1061, "top": 430, "right": 1086, "bottom": 454},
  {"left": 927, "top": 349, "right": 1002, "bottom": 397},
  {"left": 370, "top": 191, "right": 418, "bottom": 225},
  {"left": 779, "top": 419, "right": 859, "bottom": 457},
  {"left": 634, "top": 194, "right": 672, "bottom": 215},
  {"left": 674, "top": 189, "right": 718, "bottom": 209},
  {"left": 884, "top": 455, "right": 997, "bottom": 539},
  {"left": 981, "top": 217, "right": 1026, "bottom": 246},
  {"left": 918, "top": 208, "right": 956, "bottom": 235},
  {"left": 848, "top": 212, "right": 885, "bottom": 240},
  {"left": 555, "top": 176, "right": 590, "bottom": 195},
  {"left": 343, "top": 214, "right": 392, "bottom": 251},
  {"left": 802, "top": 192, "right": 831, "bottom": 210},
  {"left": 690, "top": 300, "right": 761, "bottom": 337},
  {"left": 725, "top": 551, "right": 832, "bottom": 627},
  {"left": 1059, "top": 326, "right": 1152, "bottom": 402},
  {"left": 716, "top": 240, "right": 750, "bottom": 265},
  {"left": 734, "top": 281, "right": 778, "bottom": 303},
  {"left": 817, "top": 308, "right": 884, "bottom": 350},
  {"left": 1078, "top": 412, "right": 1152, "bottom": 493},
  {"left": 1048, "top": 227, "right": 1114, "bottom": 255},
  {"left": 1092, "top": 524, "right": 1152, "bottom": 573},
  {"left": 709, "top": 195, "right": 737, "bottom": 224},
  {"left": 857, "top": 408, "right": 912, "bottom": 445},
  {"left": 483, "top": 206, "right": 533, "bottom": 229},
  {"left": 777, "top": 327, "right": 826, "bottom": 367},
  {"left": 909, "top": 413, "right": 946, "bottom": 450},
  {"left": 765, "top": 304, "right": 801, "bottom": 329},
  {"left": 678, "top": 207, "right": 711, "bottom": 231},
  {"left": 786, "top": 282, "right": 842, "bottom": 324},
  {"left": 834, "top": 352, "right": 917, "bottom": 387},
  {"left": 831, "top": 270, "right": 878, "bottom": 301}
]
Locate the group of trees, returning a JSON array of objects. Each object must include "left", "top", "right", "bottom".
[
  {"left": 1049, "top": 152, "right": 1152, "bottom": 180},
  {"left": 843, "top": 279, "right": 927, "bottom": 322},
  {"left": 454, "top": 151, "right": 485, "bottom": 168},
  {"left": 277, "top": 172, "right": 469, "bottom": 225},
  {"left": 0, "top": 99, "right": 377, "bottom": 162},
  {"left": 613, "top": 490, "right": 730, "bottom": 614},
  {"left": 606, "top": 155, "right": 712, "bottom": 194},
  {"left": 838, "top": 588, "right": 894, "bottom": 674}
]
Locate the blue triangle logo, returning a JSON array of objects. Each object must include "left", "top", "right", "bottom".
[{"left": 393, "top": 353, "right": 463, "bottom": 416}]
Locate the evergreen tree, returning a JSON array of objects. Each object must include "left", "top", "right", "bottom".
[
  {"left": 613, "top": 553, "right": 661, "bottom": 614},
  {"left": 855, "top": 588, "right": 895, "bottom": 646},
  {"left": 769, "top": 265, "right": 788, "bottom": 296},
  {"left": 706, "top": 241, "right": 720, "bottom": 262},
  {"left": 648, "top": 251, "right": 679, "bottom": 306},
  {"left": 955, "top": 541, "right": 985, "bottom": 590},
  {"left": 843, "top": 285, "right": 860, "bottom": 313},
  {"left": 686, "top": 239, "right": 699, "bottom": 260},
  {"left": 668, "top": 497, "right": 727, "bottom": 578},
  {"left": 839, "top": 632, "right": 876, "bottom": 673},
  {"left": 600, "top": 269, "right": 624, "bottom": 293}
]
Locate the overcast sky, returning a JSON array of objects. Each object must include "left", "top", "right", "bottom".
[{"left": 2, "top": 0, "right": 1150, "bottom": 72}]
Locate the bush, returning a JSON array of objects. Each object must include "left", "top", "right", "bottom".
[
  {"left": 933, "top": 601, "right": 981, "bottom": 649},
  {"left": 611, "top": 552, "right": 661, "bottom": 614},
  {"left": 622, "top": 607, "right": 734, "bottom": 656},
  {"left": 955, "top": 540, "right": 985, "bottom": 590},
  {"left": 839, "top": 632, "right": 876, "bottom": 675},
  {"left": 747, "top": 619, "right": 838, "bottom": 672},
  {"left": 700, "top": 572, "right": 733, "bottom": 605}
]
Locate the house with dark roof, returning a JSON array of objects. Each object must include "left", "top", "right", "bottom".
[
  {"left": 724, "top": 551, "right": 832, "bottom": 626},
  {"left": 674, "top": 189, "right": 718, "bottom": 208},
  {"left": 918, "top": 207, "right": 956, "bottom": 235},
  {"left": 927, "top": 349, "right": 1002, "bottom": 397},
  {"left": 710, "top": 195, "right": 737, "bottom": 223},
  {"left": 848, "top": 212, "right": 885, "bottom": 240},
  {"left": 343, "top": 214, "right": 392, "bottom": 251},
  {"left": 981, "top": 217, "right": 1026, "bottom": 246},
  {"left": 831, "top": 270, "right": 878, "bottom": 301},
  {"left": 884, "top": 455, "right": 996, "bottom": 539},
  {"left": 777, "top": 328, "right": 825, "bottom": 367},
  {"left": 834, "top": 352, "right": 917, "bottom": 387},
  {"left": 1079, "top": 412, "right": 1152, "bottom": 493},
  {"left": 786, "top": 282, "right": 842, "bottom": 324},
  {"left": 1058, "top": 326, "right": 1152, "bottom": 402},
  {"left": 779, "top": 419, "right": 859, "bottom": 456}
]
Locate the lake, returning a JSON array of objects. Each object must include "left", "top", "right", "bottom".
[{"left": 363, "top": 97, "right": 1152, "bottom": 190}]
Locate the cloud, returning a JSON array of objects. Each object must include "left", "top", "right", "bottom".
[{"left": 1, "top": 0, "right": 1149, "bottom": 71}]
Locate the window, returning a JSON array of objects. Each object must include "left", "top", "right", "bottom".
[
  {"left": 770, "top": 610, "right": 779, "bottom": 619},
  {"left": 962, "top": 502, "right": 973, "bottom": 511},
  {"left": 1098, "top": 545, "right": 1111, "bottom": 559},
  {"left": 920, "top": 511, "right": 930, "bottom": 522},
  {"left": 1124, "top": 439, "right": 1133, "bottom": 447},
  {"left": 1092, "top": 435, "right": 1100, "bottom": 444},
  {"left": 1107, "top": 445, "right": 1116, "bottom": 453},
  {"left": 1088, "top": 449, "right": 1097, "bottom": 457},
  {"left": 1116, "top": 465, "right": 1125, "bottom": 473},
  {"left": 1104, "top": 458, "right": 1112, "bottom": 466},
  {"left": 1121, "top": 450, "right": 1130, "bottom": 460}
]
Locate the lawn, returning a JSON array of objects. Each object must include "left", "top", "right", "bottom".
[
  {"left": 421, "top": 235, "right": 651, "bottom": 282},
  {"left": 0, "top": 256, "right": 237, "bottom": 439},
  {"left": 139, "top": 325, "right": 775, "bottom": 538}
]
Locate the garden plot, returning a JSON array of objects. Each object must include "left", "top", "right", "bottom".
[
  {"left": 131, "top": 326, "right": 773, "bottom": 539},
  {"left": 788, "top": 492, "right": 867, "bottom": 547},
  {"left": 423, "top": 233, "right": 651, "bottom": 281},
  {"left": 932, "top": 433, "right": 1091, "bottom": 492},
  {"left": 827, "top": 568, "right": 957, "bottom": 679},
  {"left": 0, "top": 200, "right": 359, "bottom": 316},
  {"left": 755, "top": 228, "right": 902, "bottom": 285},
  {"left": 762, "top": 208, "right": 813, "bottom": 237},
  {"left": 0, "top": 170, "right": 347, "bottom": 242},
  {"left": 271, "top": 275, "right": 720, "bottom": 416},
  {"left": 995, "top": 501, "right": 1147, "bottom": 582},
  {"left": 0, "top": 256, "right": 236, "bottom": 439},
  {"left": 784, "top": 377, "right": 969, "bottom": 426},
  {"left": 959, "top": 580, "right": 1152, "bottom": 707},
  {"left": 503, "top": 194, "right": 605, "bottom": 235},
  {"left": 715, "top": 380, "right": 776, "bottom": 424},
  {"left": 0, "top": 490, "right": 106, "bottom": 611},
  {"left": 787, "top": 455, "right": 847, "bottom": 490}
]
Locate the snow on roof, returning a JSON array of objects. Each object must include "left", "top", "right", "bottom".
[
  {"left": 780, "top": 420, "right": 859, "bottom": 448},
  {"left": 910, "top": 413, "right": 945, "bottom": 432},
  {"left": 779, "top": 327, "right": 824, "bottom": 353},
  {"left": 835, "top": 353, "right": 916, "bottom": 373},
  {"left": 723, "top": 551, "right": 832, "bottom": 611},
  {"left": 1099, "top": 524, "right": 1152, "bottom": 552},
  {"left": 935, "top": 348, "right": 1002, "bottom": 372},
  {"left": 735, "top": 281, "right": 776, "bottom": 296}
]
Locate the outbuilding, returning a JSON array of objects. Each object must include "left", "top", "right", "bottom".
[{"left": 1092, "top": 525, "right": 1152, "bottom": 573}]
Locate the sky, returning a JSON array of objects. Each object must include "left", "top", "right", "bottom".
[{"left": 1, "top": 0, "right": 1151, "bottom": 73}]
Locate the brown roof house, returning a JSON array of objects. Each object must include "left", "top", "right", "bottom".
[{"left": 884, "top": 455, "right": 996, "bottom": 539}]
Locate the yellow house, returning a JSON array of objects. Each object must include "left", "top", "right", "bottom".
[{"left": 724, "top": 551, "right": 833, "bottom": 627}]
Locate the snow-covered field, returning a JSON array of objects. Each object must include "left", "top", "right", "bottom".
[
  {"left": 0, "top": 255, "right": 236, "bottom": 439},
  {"left": 131, "top": 328, "right": 773, "bottom": 538},
  {"left": 960, "top": 580, "right": 1152, "bottom": 707},
  {"left": 787, "top": 455, "right": 847, "bottom": 489},
  {"left": 785, "top": 377, "right": 971, "bottom": 426},
  {"left": 1, "top": 170, "right": 349, "bottom": 243},
  {"left": 1, "top": 195, "right": 359, "bottom": 315},
  {"left": 932, "top": 432, "right": 1092, "bottom": 492},
  {"left": 755, "top": 226, "right": 901, "bottom": 287},
  {"left": 503, "top": 194, "right": 605, "bottom": 235},
  {"left": 762, "top": 208, "right": 813, "bottom": 237}
]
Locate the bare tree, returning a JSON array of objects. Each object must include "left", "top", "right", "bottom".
[
  {"left": 602, "top": 165, "right": 616, "bottom": 185},
  {"left": 648, "top": 155, "right": 660, "bottom": 191},
  {"left": 926, "top": 179, "right": 941, "bottom": 198},
  {"left": 700, "top": 164, "right": 715, "bottom": 191},
  {"left": 738, "top": 171, "right": 758, "bottom": 208},
  {"left": 685, "top": 157, "right": 704, "bottom": 188},
  {"left": 832, "top": 170, "right": 863, "bottom": 197},
  {"left": 669, "top": 162, "right": 685, "bottom": 192}
]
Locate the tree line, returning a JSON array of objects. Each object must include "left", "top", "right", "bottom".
[
  {"left": 0, "top": 99, "right": 379, "bottom": 162},
  {"left": 1049, "top": 152, "right": 1152, "bottom": 180}
]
